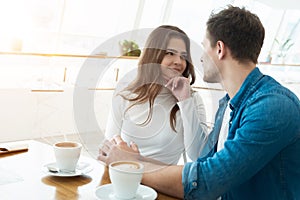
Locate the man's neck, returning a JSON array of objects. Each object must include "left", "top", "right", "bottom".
[{"left": 222, "top": 61, "right": 256, "bottom": 99}]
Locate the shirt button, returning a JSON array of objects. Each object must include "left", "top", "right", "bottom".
[{"left": 192, "top": 182, "right": 197, "bottom": 187}]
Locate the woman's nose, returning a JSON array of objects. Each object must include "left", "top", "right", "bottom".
[{"left": 173, "top": 54, "right": 183, "bottom": 65}]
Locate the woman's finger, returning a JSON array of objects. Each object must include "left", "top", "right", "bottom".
[
  {"left": 113, "top": 135, "right": 125, "bottom": 144},
  {"left": 165, "top": 78, "right": 173, "bottom": 89},
  {"left": 173, "top": 76, "right": 181, "bottom": 90},
  {"left": 130, "top": 141, "right": 139, "bottom": 152},
  {"left": 101, "top": 144, "right": 110, "bottom": 155},
  {"left": 110, "top": 137, "right": 117, "bottom": 145},
  {"left": 97, "top": 154, "right": 107, "bottom": 164}
]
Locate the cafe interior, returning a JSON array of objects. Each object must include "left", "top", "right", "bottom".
[{"left": 0, "top": 0, "right": 299, "bottom": 199}]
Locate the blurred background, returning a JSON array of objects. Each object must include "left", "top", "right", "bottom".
[{"left": 0, "top": 0, "right": 299, "bottom": 143}]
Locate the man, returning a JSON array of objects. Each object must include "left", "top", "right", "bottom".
[{"left": 98, "top": 6, "right": 300, "bottom": 199}]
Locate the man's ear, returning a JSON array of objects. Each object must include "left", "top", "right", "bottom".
[{"left": 216, "top": 40, "right": 226, "bottom": 60}]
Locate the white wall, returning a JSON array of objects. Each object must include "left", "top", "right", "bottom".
[{"left": 0, "top": 88, "right": 115, "bottom": 143}]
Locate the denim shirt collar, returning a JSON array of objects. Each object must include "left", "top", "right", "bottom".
[
  {"left": 229, "top": 67, "right": 264, "bottom": 111},
  {"left": 219, "top": 93, "right": 230, "bottom": 106}
]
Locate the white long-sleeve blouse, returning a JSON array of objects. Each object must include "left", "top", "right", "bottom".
[{"left": 105, "top": 84, "right": 208, "bottom": 165}]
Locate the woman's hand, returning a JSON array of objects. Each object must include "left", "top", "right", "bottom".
[
  {"left": 98, "top": 135, "right": 140, "bottom": 165},
  {"left": 165, "top": 76, "right": 191, "bottom": 101}
]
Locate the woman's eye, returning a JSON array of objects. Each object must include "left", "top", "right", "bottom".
[
  {"left": 166, "top": 51, "right": 174, "bottom": 56},
  {"left": 180, "top": 55, "right": 187, "bottom": 60}
]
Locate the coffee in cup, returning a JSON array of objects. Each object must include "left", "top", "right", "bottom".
[
  {"left": 53, "top": 141, "right": 82, "bottom": 172},
  {"left": 109, "top": 161, "right": 144, "bottom": 199}
]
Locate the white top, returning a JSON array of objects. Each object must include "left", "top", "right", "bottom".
[
  {"left": 105, "top": 82, "right": 208, "bottom": 165},
  {"left": 217, "top": 102, "right": 230, "bottom": 151}
]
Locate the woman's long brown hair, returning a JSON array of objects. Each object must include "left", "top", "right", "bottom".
[{"left": 119, "top": 25, "right": 196, "bottom": 131}]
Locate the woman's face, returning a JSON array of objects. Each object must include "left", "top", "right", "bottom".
[{"left": 160, "top": 37, "right": 187, "bottom": 82}]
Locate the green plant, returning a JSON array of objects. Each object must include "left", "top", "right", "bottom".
[
  {"left": 275, "top": 38, "right": 294, "bottom": 58},
  {"left": 119, "top": 40, "right": 141, "bottom": 57}
]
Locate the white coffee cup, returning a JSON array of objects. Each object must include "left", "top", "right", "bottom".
[
  {"left": 53, "top": 141, "right": 82, "bottom": 172},
  {"left": 109, "top": 161, "right": 144, "bottom": 199}
]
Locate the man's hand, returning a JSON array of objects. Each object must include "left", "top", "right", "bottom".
[{"left": 98, "top": 135, "right": 140, "bottom": 165}]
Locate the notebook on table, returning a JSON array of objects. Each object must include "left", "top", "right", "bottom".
[{"left": 0, "top": 141, "right": 29, "bottom": 154}]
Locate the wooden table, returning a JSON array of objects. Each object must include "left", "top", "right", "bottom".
[{"left": 0, "top": 140, "right": 179, "bottom": 200}]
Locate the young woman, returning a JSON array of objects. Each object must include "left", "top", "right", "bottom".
[{"left": 105, "top": 25, "right": 208, "bottom": 164}]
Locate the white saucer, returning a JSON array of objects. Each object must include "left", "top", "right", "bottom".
[
  {"left": 95, "top": 184, "right": 157, "bottom": 200},
  {"left": 43, "top": 162, "right": 93, "bottom": 177}
]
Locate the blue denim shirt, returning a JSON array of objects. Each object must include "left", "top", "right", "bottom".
[{"left": 183, "top": 67, "right": 300, "bottom": 200}]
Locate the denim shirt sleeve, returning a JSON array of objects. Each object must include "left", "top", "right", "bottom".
[
  {"left": 182, "top": 161, "right": 200, "bottom": 200},
  {"left": 182, "top": 92, "right": 300, "bottom": 199}
]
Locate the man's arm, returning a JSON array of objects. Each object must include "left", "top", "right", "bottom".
[{"left": 142, "top": 164, "right": 184, "bottom": 199}]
